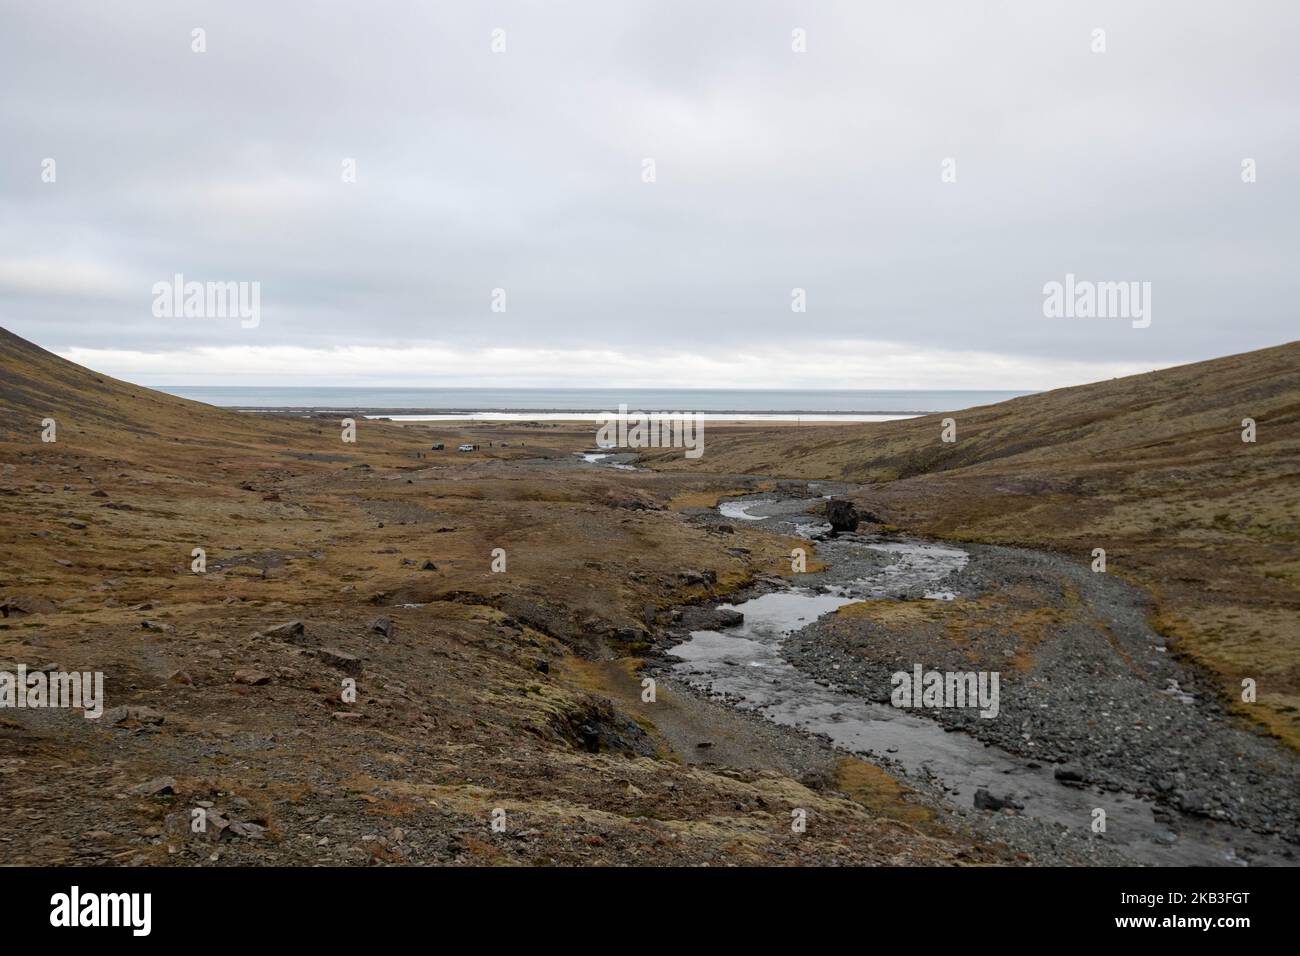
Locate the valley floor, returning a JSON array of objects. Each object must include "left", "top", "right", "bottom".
[{"left": 3, "top": 417, "right": 1295, "bottom": 865}]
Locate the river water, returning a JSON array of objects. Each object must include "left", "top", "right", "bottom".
[{"left": 665, "top": 494, "right": 1292, "bottom": 866}]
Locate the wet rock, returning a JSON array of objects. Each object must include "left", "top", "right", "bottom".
[
  {"left": 973, "top": 788, "right": 1007, "bottom": 811},
  {"left": 680, "top": 607, "right": 743, "bottom": 630},
  {"left": 825, "top": 499, "right": 859, "bottom": 532},
  {"left": 713, "top": 609, "right": 744, "bottom": 628},
  {"left": 1054, "top": 765, "right": 1085, "bottom": 784}
]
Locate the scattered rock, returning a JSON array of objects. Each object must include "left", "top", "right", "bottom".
[
  {"left": 229, "top": 821, "right": 267, "bottom": 840},
  {"left": 317, "top": 647, "right": 362, "bottom": 676},
  {"left": 101, "top": 705, "right": 165, "bottom": 726},
  {"left": 234, "top": 668, "right": 271, "bottom": 686},
  {"left": 825, "top": 499, "right": 859, "bottom": 533},
  {"left": 129, "top": 776, "right": 176, "bottom": 797},
  {"left": 367, "top": 617, "right": 394, "bottom": 638},
  {"left": 261, "top": 620, "right": 308, "bottom": 645},
  {"left": 0, "top": 596, "right": 58, "bottom": 617},
  {"left": 680, "top": 607, "right": 743, "bottom": 630},
  {"left": 798, "top": 768, "right": 833, "bottom": 791}
]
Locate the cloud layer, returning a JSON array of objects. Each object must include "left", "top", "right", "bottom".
[{"left": 2, "top": 1, "right": 1296, "bottom": 387}]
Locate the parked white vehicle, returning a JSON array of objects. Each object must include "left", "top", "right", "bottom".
[{"left": 457, "top": 443, "right": 475, "bottom": 452}]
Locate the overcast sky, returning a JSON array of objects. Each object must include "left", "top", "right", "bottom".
[{"left": 1, "top": 1, "right": 1296, "bottom": 389}]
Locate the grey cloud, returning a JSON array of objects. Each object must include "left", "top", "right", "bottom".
[{"left": 0, "top": 0, "right": 1296, "bottom": 373}]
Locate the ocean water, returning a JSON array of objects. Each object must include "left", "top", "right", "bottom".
[{"left": 156, "top": 386, "right": 1031, "bottom": 417}]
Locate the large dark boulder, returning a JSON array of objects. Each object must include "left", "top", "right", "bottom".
[{"left": 825, "top": 498, "right": 860, "bottom": 533}]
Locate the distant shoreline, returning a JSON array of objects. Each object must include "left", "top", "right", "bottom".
[
  {"left": 220, "top": 407, "right": 927, "bottom": 422},
  {"left": 155, "top": 385, "right": 1031, "bottom": 419}
]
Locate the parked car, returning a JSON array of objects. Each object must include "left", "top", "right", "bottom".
[
  {"left": 457, "top": 443, "right": 475, "bottom": 452},
  {"left": 431, "top": 443, "right": 444, "bottom": 450}
]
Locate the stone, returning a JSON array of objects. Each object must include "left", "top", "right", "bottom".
[
  {"left": 102, "top": 705, "right": 165, "bottom": 726},
  {"left": 261, "top": 620, "right": 308, "bottom": 644},
  {"left": 130, "top": 776, "right": 177, "bottom": 797},
  {"left": 234, "top": 668, "right": 271, "bottom": 686},
  {"left": 825, "top": 499, "right": 859, "bottom": 533},
  {"left": 317, "top": 647, "right": 362, "bottom": 675}
]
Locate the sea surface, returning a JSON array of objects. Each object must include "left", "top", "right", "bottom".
[{"left": 156, "top": 387, "right": 1032, "bottom": 421}]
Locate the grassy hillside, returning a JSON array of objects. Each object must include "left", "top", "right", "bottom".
[
  {"left": 6, "top": 326, "right": 992, "bottom": 866},
  {"left": 640, "top": 342, "right": 1300, "bottom": 746}
]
